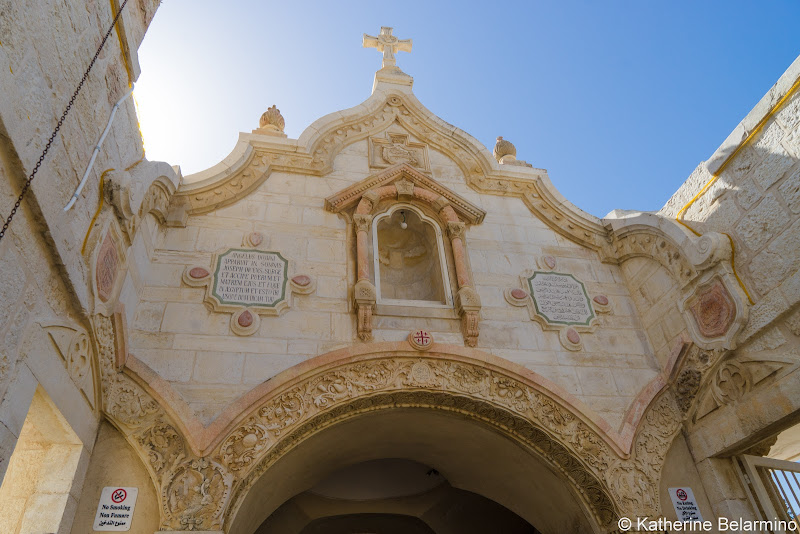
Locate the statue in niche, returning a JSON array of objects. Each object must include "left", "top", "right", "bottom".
[{"left": 376, "top": 209, "right": 446, "bottom": 303}]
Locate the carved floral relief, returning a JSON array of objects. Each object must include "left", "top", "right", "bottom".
[{"left": 92, "top": 303, "right": 699, "bottom": 531}]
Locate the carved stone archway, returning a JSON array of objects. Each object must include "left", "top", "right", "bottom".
[
  {"left": 94, "top": 312, "right": 687, "bottom": 532},
  {"left": 213, "top": 351, "right": 624, "bottom": 533},
  {"left": 225, "top": 394, "right": 612, "bottom": 534}
]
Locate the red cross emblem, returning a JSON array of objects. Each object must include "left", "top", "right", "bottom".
[
  {"left": 409, "top": 329, "right": 433, "bottom": 350},
  {"left": 413, "top": 331, "right": 431, "bottom": 345}
]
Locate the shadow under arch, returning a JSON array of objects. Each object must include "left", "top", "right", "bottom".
[{"left": 225, "top": 392, "right": 617, "bottom": 534}]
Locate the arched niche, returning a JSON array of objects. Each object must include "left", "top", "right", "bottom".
[
  {"left": 373, "top": 203, "right": 453, "bottom": 307},
  {"left": 325, "top": 163, "right": 485, "bottom": 345}
]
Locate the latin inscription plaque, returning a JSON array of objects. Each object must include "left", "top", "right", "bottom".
[
  {"left": 211, "top": 249, "right": 288, "bottom": 308},
  {"left": 527, "top": 272, "right": 595, "bottom": 326}
]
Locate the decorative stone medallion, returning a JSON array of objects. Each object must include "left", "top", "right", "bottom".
[
  {"left": 511, "top": 288, "right": 528, "bottom": 300},
  {"left": 231, "top": 308, "right": 260, "bottom": 336},
  {"left": 292, "top": 275, "right": 311, "bottom": 287},
  {"left": 188, "top": 267, "right": 210, "bottom": 280},
  {"left": 527, "top": 272, "right": 595, "bottom": 327},
  {"left": 537, "top": 255, "right": 557, "bottom": 270},
  {"left": 210, "top": 249, "right": 288, "bottom": 312},
  {"left": 689, "top": 280, "right": 735, "bottom": 338},
  {"left": 409, "top": 361, "right": 436, "bottom": 384},
  {"left": 245, "top": 231, "right": 264, "bottom": 247},
  {"left": 96, "top": 232, "right": 119, "bottom": 302},
  {"left": 560, "top": 327, "right": 583, "bottom": 352},
  {"left": 161, "top": 458, "right": 232, "bottom": 531},
  {"left": 679, "top": 272, "right": 747, "bottom": 350},
  {"left": 408, "top": 329, "right": 434, "bottom": 351},
  {"left": 592, "top": 294, "right": 611, "bottom": 314}
]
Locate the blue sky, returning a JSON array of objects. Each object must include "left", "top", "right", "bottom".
[{"left": 135, "top": 1, "right": 800, "bottom": 218}]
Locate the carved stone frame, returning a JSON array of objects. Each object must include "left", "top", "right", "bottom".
[
  {"left": 325, "top": 163, "right": 486, "bottom": 346},
  {"left": 181, "top": 246, "right": 315, "bottom": 336},
  {"left": 506, "top": 269, "right": 599, "bottom": 352},
  {"left": 678, "top": 264, "right": 749, "bottom": 350}
]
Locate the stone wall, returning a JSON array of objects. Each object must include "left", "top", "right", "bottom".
[
  {"left": 660, "top": 56, "right": 800, "bottom": 521},
  {"left": 661, "top": 56, "right": 800, "bottom": 345},
  {"left": 619, "top": 257, "right": 686, "bottom": 369},
  {"left": 127, "top": 129, "right": 661, "bottom": 430},
  {"left": 69, "top": 422, "right": 160, "bottom": 534},
  {"left": 0, "top": 1, "right": 158, "bottom": 532}
]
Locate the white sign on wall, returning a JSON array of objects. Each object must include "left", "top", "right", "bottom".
[
  {"left": 527, "top": 272, "right": 595, "bottom": 326},
  {"left": 211, "top": 249, "right": 288, "bottom": 308},
  {"left": 93, "top": 487, "right": 138, "bottom": 531},
  {"left": 668, "top": 487, "right": 704, "bottom": 522}
]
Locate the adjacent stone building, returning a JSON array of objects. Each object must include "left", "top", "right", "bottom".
[{"left": 1, "top": 3, "right": 800, "bottom": 533}]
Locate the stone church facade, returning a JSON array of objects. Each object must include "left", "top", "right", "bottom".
[{"left": 2, "top": 3, "right": 800, "bottom": 533}]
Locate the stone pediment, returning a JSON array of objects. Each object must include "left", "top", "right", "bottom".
[
  {"left": 171, "top": 80, "right": 607, "bottom": 250},
  {"left": 324, "top": 162, "right": 486, "bottom": 224}
]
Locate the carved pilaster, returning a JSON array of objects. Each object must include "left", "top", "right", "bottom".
[
  {"left": 353, "top": 214, "right": 373, "bottom": 283},
  {"left": 446, "top": 221, "right": 471, "bottom": 289}
]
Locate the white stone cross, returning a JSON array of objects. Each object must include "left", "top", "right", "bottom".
[{"left": 363, "top": 27, "right": 412, "bottom": 69}]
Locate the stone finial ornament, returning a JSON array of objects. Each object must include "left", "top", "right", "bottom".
[
  {"left": 255, "top": 105, "right": 286, "bottom": 136},
  {"left": 493, "top": 136, "right": 533, "bottom": 168},
  {"left": 493, "top": 136, "right": 517, "bottom": 162}
]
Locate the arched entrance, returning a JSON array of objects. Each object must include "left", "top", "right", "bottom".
[
  {"left": 101, "top": 337, "right": 629, "bottom": 532},
  {"left": 187, "top": 346, "right": 623, "bottom": 534},
  {"left": 227, "top": 405, "right": 595, "bottom": 533}
]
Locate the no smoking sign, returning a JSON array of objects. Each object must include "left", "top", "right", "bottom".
[
  {"left": 93, "top": 486, "right": 138, "bottom": 531},
  {"left": 668, "top": 487, "right": 703, "bottom": 522}
]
